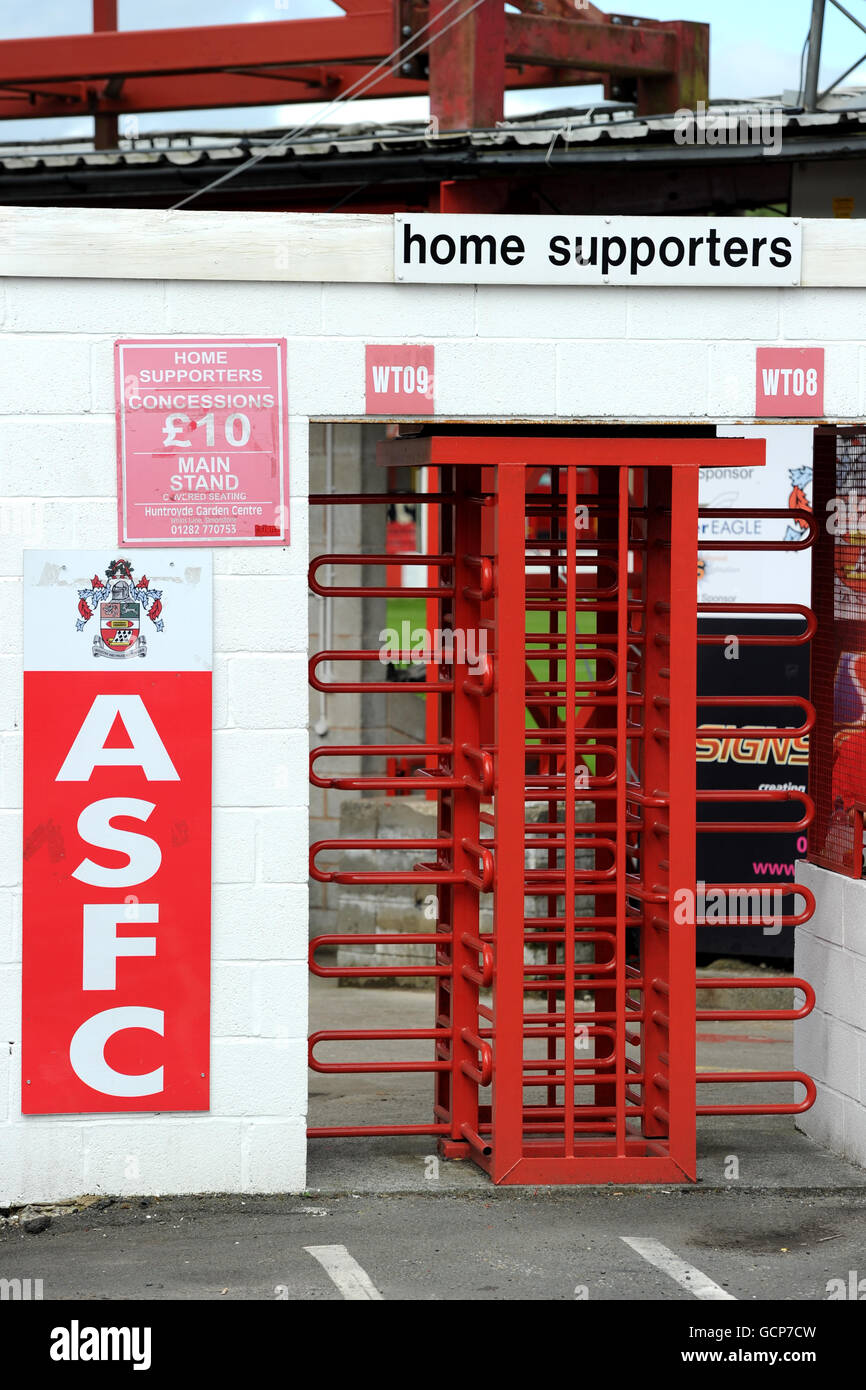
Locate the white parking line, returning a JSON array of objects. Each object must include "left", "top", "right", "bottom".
[
  {"left": 621, "top": 1236, "right": 736, "bottom": 1300},
  {"left": 304, "top": 1244, "right": 385, "bottom": 1301}
]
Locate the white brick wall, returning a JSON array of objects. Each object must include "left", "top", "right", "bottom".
[
  {"left": 795, "top": 863, "right": 866, "bottom": 1167},
  {"left": 0, "top": 259, "right": 864, "bottom": 1204},
  {"left": 0, "top": 277, "right": 314, "bottom": 1204}
]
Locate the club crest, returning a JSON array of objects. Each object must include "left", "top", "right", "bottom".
[{"left": 75, "top": 558, "right": 165, "bottom": 659}]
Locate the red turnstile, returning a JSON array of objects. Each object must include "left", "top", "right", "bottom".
[{"left": 309, "top": 435, "right": 816, "bottom": 1184}]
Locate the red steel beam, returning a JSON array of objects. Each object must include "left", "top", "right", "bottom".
[
  {"left": 0, "top": 15, "right": 395, "bottom": 84},
  {"left": 0, "top": 5, "right": 707, "bottom": 125},
  {"left": 0, "top": 70, "right": 429, "bottom": 121},
  {"left": 0, "top": 62, "right": 604, "bottom": 123},
  {"left": 503, "top": 14, "right": 676, "bottom": 75},
  {"left": 508, "top": 0, "right": 607, "bottom": 18}
]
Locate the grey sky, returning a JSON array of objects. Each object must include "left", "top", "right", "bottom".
[{"left": 1, "top": 1, "right": 864, "bottom": 141}]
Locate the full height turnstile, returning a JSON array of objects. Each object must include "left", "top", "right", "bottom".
[{"left": 309, "top": 435, "right": 817, "bottom": 1184}]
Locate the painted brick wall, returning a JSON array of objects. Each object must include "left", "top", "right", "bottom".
[
  {"left": 1, "top": 271, "right": 865, "bottom": 1202},
  {"left": 0, "top": 279, "right": 313, "bottom": 1204},
  {"left": 794, "top": 862, "right": 866, "bottom": 1166}
]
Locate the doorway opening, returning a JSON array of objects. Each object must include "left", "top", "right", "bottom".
[{"left": 306, "top": 424, "right": 816, "bottom": 1185}]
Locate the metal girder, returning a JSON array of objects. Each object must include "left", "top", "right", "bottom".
[
  {"left": 0, "top": 3, "right": 708, "bottom": 128},
  {"left": 504, "top": 15, "right": 675, "bottom": 75},
  {"left": 0, "top": 14, "right": 396, "bottom": 85},
  {"left": 0, "top": 70, "right": 428, "bottom": 122}
]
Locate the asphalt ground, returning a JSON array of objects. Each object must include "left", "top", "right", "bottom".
[
  {"left": 3, "top": 975, "right": 864, "bottom": 1317},
  {"left": 307, "top": 977, "right": 866, "bottom": 1191},
  {"left": 2, "top": 1188, "right": 865, "bottom": 1303}
]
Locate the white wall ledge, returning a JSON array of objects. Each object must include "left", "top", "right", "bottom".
[{"left": 2, "top": 207, "right": 866, "bottom": 287}]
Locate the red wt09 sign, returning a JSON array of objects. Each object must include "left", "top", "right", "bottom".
[
  {"left": 756, "top": 347, "right": 824, "bottom": 417},
  {"left": 366, "top": 344, "right": 435, "bottom": 414},
  {"left": 22, "top": 552, "right": 212, "bottom": 1114}
]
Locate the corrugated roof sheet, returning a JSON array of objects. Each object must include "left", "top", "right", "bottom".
[{"left": 3, "top": 91, "right": 866, "bottom": 177}]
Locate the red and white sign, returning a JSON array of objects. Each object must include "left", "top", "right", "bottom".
[
  {"left": 116, "top": 338, "right": 289, "bottom": 546},
  {"left": 366, "top": 344, "right": 435, "bottom": 415},
  {"left": 756, "top": 347, "right": 824, "bottom": 417},
  {"left": 22, "top": 550, "right": 212, "bottom": 1114}
]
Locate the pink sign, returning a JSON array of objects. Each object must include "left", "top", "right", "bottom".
[
  {"left": 366, "top": 344, "right": 435, "bottom": 415},
  {"left": 116, "top": 338, "right": 289, "bottom": 546},
  {"left": 756, "top": 347, "right": 824, "bottom": 417}
]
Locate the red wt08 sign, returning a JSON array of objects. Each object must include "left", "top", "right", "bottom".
[
  {"left": 756, "top": 347, "right": 824, "bottom": 417},
  {"left": 22, "top": 552, "right": 212, "bottom": 1114}
]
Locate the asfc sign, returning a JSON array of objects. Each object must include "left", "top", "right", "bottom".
[
  {"left": 116, "top": 338, "right": 289, "bottom": 546},
  {"left": 22, "top": 551, "right": 212, "bottom": 1114}
]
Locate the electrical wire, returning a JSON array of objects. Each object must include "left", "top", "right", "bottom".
[{"left": 169, "top": 0, "right": 487, "bottom": 211}]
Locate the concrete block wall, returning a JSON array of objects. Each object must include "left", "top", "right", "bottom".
[
  {"left": 307, "top": 421, "right": 426, "bottom": 940},
  {"left": 795, "top": 862, "right": 866, "bottom": 1167},
  {"left": 1, "top": 265, "right": 865, "bottom": 1201},
  {"left": 0, "top": 279, "right": 312, "bottom": 1203},
  {"left": 307, "top": 422, "right": 367, "bottom": 943},
  {"left": 295, "top": 283, "right": 866, "bottom": 421}
]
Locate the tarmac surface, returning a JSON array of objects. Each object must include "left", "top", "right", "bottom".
[
  {"left": 3, "top": 975, "right": 864, "bottom": 1304},
  {"left": 2, "top": 1189, "right": 865, "bottom": 1302},
  {"left": 307, "top": 977, "right": 866, "bottom": 1193}
]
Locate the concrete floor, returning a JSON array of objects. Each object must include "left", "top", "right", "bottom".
[
  {"left": 307, "top": 975, "right": 866, "bottom": 1193},
  {"left": 2, "top": 1189, "right": 865, "bottom": 1302},
  {"left": 2, "top": 977, "right": 863, "bottom": 1305}
]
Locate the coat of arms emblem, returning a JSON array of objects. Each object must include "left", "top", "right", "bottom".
[{"left": 75, "top": 558, "right": 165, "bottom": 659}]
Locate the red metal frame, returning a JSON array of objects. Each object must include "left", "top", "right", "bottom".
[
  {"left": 307, "top": 433, "right": 817, "bottom": 1185},
  {"left": 0, "top": 2, "right": 708, "bottom": 130},
  {"left": 692, "top": 500, "right": 818, "bottom": 1116}
]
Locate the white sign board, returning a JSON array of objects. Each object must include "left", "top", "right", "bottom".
[
  {"left": 23, "top": 550, "right": 212, "bottom": 672},
  {"left": 698, "top": 425, "right": 812, "bottom": 612},
  {"left": 394, "top": 215, "right": 802, "bottom": 286}
]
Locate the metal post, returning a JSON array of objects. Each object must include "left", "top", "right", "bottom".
[
  {"left": 428, "top": 0, "right": 505, "bottom": 133},
  {"left": 803, "top": 0, "right": 826, "bottom": 109},
  {"left": 490, "top": 463, "right": 529, "bottom": 1181},
  {"left": 437, "top": 464, "right": 484, "bottom": 1157},
  {"left": 665, "top": 464, "right": 698, "bottom": 1178},
  {"left": 92, "top": 0, "right": 118, "bottom": 150}
]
